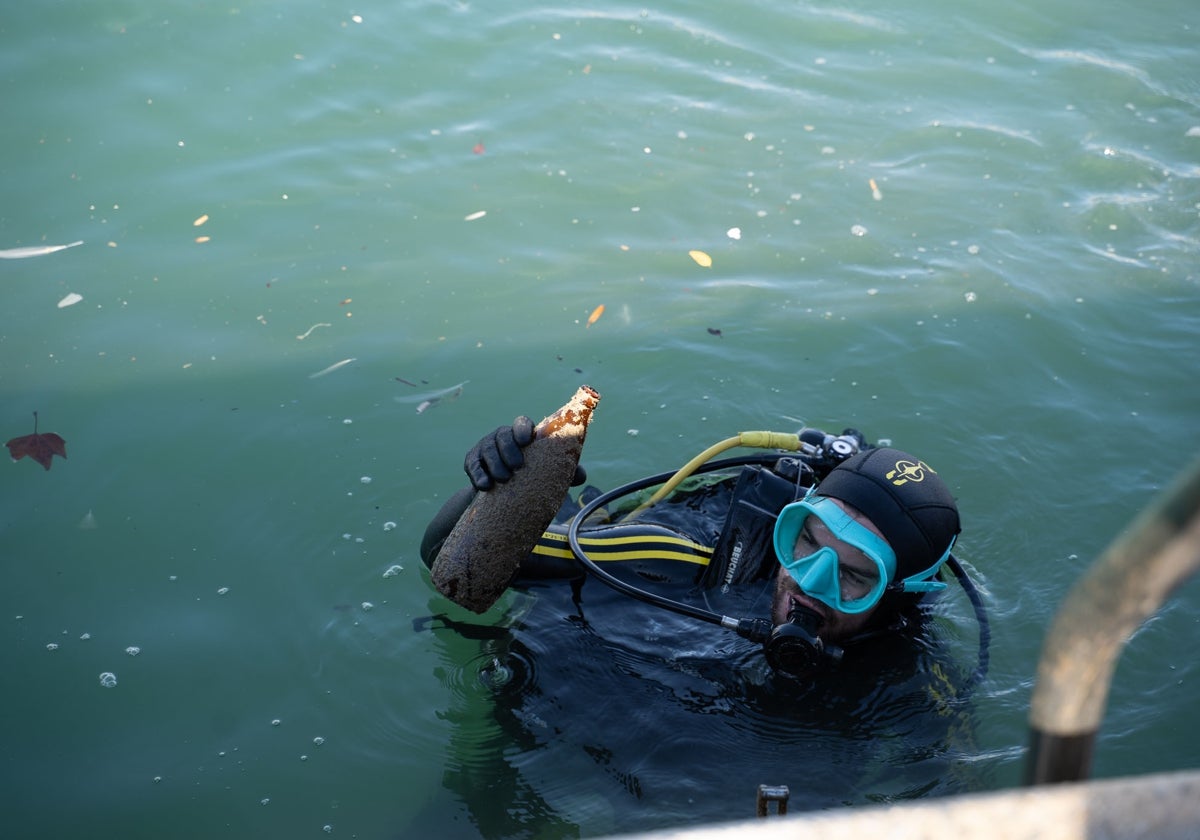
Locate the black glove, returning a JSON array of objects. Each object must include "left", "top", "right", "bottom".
[
  {"left": 464, "top": 416, "right": 536, "bottom": 491},
  {"left": 462, "top": 415, "right": 587, "bottom": 491}
]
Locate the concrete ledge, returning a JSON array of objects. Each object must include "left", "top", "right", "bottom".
[{"left": 612, "top": 769, "right": 1200, "bottom": 840}]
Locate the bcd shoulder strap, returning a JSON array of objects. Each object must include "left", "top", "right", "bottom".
[{"left": 703, "top": 461, "right": 812, "bottom": 591}]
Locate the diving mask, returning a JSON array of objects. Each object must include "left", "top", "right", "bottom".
[{"left": 772, "top": 492, "right": 897, "bottom": 614}]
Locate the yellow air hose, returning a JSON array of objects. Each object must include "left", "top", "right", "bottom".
[{"left": 627, "top": 431, "right": 803, "bottom": 518}]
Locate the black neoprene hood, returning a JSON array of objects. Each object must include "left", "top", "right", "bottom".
[{"left": 815, "top": 447, "right": 960, "bottom": 579}]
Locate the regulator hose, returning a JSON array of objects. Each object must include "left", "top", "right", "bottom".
[{"left": 568, "top": 462, "right": 774, "bottom": 644}]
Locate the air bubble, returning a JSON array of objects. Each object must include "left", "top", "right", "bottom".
[
  {"left": 99, "top": 672, "right": 118, "bottom": 688},
  {"left": 126, "top": 646, "right": 141, "bottom": 656}
]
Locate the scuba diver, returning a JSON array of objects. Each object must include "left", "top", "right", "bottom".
[
  {"left": 417, "top": 415, "right": 989, "bottom": 834},
  {"left": 420, "top": 416, "right": 983, "bottom": 682}
]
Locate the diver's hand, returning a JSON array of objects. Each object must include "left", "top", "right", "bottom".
[
  {"left": 464, "top": 416, "right": 536, "bottom": 491},
  {"left": 462, "top": 415, "right": 587, "bottom": 491}
]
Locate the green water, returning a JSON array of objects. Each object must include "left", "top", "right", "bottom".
[{"left": 2, "top": 1, "right": 1198, "bottom": 837}]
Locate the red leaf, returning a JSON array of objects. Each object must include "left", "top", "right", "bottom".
[{"left": 6, "top": 411, "right": 67, "bottom": 471}]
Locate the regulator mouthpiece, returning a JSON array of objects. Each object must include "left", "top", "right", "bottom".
[{"left": 764, "top": 605, "right": 843, "bottom": 679}]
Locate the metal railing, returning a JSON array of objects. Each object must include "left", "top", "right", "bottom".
[{"left": 1026, "top": 455, "right": 1200, "bottom": 784}]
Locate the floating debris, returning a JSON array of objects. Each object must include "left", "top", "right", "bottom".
[
  {"left": 308, "top": 358, "right": 356, "bottom": 379},
  {"left": 0, "top": 240, "right": 84, "bottom": 259},
  {"left": 296, "top": 322, "right": 332, "bottom": 340},
  {"left": 869, "top": 178, "right": 882, "bottom": 201},
  {"left": 57, "top": 292, "right": 83, "bottom": 309},
  {"left": 726, "top": 227, "right": 742, "bottom": 240},
  {"left": 402, "top": 380, "right": 469, "bottom": 414},
  {"left": 707, "top": 327, "right": 723, "bottom": 337},
  {"left": 464, "top": 210, "right": 487, "bottom": 221},
  {"left": 688, "top": 249, "right": 713, "bottom": 267}
]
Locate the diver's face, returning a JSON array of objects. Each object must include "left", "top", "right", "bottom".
[{"left": 771, "top": 498, "right": 887, "bottom": 642}]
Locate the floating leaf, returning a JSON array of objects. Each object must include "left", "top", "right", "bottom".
[
  {"left": 688, "top": 249, "right": 713, "bottom": 268},
  {"left": 586, "top": 304, "right": 605, "bottom": 328},
  {"left": 6, "top": 411, "right": 67, "bottom": 471},
  {"left": 193, "top": 214, "right": 210, "bottom": 227},
  {"left": 707, "top": 327, "right": 723, "bottom": 337}
]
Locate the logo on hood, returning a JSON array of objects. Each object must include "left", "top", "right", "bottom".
[{"left": 886, "top": 459, "right": 936, "bottom": 486}]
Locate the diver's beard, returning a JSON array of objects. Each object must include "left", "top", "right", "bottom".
[{"left": 772, "top": 575, "right": 828, "bottom": 626}]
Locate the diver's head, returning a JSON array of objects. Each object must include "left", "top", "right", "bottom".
[{"left": 770, "top": 447, "right": 960, "bottom": 643}]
